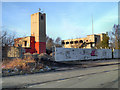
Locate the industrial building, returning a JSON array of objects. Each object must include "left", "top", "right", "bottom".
[
  {"left": 61, "top": 33, "right": 108, "bottom": 49},
  {"left": 14, "top": 11, "right": 46, "bottom": 54}
]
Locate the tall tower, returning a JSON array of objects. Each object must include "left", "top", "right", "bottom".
[{"left": 31, "top": 11, "right": 46, "bottom": 54}]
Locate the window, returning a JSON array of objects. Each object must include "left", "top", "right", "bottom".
[
  {"left": 41, "top": 15, "right": 44, "bottom": 20},
  {"left": 66, "top": 42, "right": 69, "bottom": 44},
  {"left": 62, "top": 41, "right": 65, "bottom": 45},
  {"left": 75, "top": 41, "right": 78, "bottom": 44},
  {"left": 24, "top": 41, "right": 27, "bottom": 46},
  {"left": 79, "top": 40, "right": 83, "bottom": 43},
  {"left": 95, "top": 38, "right": 97, "bottom": 42},
  {"left": 70, "top": 41, "right": 73, "bottom": 44}
]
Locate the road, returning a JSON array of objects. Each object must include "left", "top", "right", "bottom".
[
  {"left": 2, "top": 64, "right": 119, "bottom": 88},
  {"left": 27, "top": 64, "right": 119, "bottom": 88}
]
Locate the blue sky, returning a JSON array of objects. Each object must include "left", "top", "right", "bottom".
[{"left": 2, "top": 2, "right": 118, "bottom": 40}]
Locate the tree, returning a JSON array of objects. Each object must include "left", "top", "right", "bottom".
[
  {"left": 55, "top": 37, "right": 61, "bottom": 44},
  {"left": 46, "top": 36, "right": 62, "bottom": 54},
  {"left": 55, "top": 37, "right": 62, "bottom": 47},
  {"left": 46, "top": 37, "right": 54, "bottom": 50},
  {"left": 1, "top": 30, "right": 16, "bottom": 47},
  {"left": 109, "top": 24, "right": 120, "bottom": 49},
  {"left": 1, "top": 30, "right": 17, "bottom": 60},
  {"left": 96, "top": 34, "right": 109, "bottom": 49}
]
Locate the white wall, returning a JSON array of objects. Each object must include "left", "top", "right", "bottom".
[
  {"left": 55, "top": 48, "right": 112, "bottom": 62},
  {"left": 113, "top": 49, "right": 120, "bottom": 58}
]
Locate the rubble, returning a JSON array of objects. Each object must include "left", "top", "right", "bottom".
[{"left": 2, "top": 53, "right": 54, "bottom": 77}]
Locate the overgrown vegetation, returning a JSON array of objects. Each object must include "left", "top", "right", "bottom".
[{"left": 2, "top": 53, "right": 54, "bottom": 76}]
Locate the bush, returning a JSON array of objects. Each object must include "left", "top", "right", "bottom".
[
  {"left": 38, "top": 53, "right": 49, "bottom": 61},
  {"left": 24, "top": 53, "right": 33, "bottom": 60},
  {"left": 32, "top": 53, "right": 39, "bottom": 59}
]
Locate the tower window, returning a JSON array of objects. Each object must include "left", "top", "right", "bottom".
[
  {"left": 66, "top": 42, "right": 69, "bottom": 44},
  {"left": 41, "top": 15, "right": 44, "bottom": 20}
]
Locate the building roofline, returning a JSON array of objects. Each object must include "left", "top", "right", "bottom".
[{"left": 14, "top": 36, "right": 35, "bottom": 40}]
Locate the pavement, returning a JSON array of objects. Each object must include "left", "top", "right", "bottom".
[
  {"left": 55, "top": 59, "right": 120, "bottom": 71},
  {"left": 28, "top": 66, "right": 119, "bottom": 88},
  {"left": 2, "top": 59, "right": 119, "bottom": 88}
]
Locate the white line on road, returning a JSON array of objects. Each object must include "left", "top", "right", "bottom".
[
  {"left": 39, "top": 83, "right": 46, "bottom": 86},
  {"left": 28, "top": 86, "right": 33, "bottom": 88},
  {"left": 29, "top": 83, "right": 46, "bottom": 88},
  {"left": 78, "top": 77, "right": 82, "bottom": 79},
  {"left": 57, "top": 79, "right": 69, "bottom": 82}
]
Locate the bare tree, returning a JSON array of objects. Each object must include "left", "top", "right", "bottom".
[
  {"left": 55, "top": 37, "right": 61, "bottom": 44},
  {"left": 46, "top": 37, "right": 54, "bottom": 50},
  {"left": 109, "top": 24, "right": 120, "bottom": 49},
  {"left": 1, "top": 30, "right": 17, "bottom": 60},
  {"left": 1, "top": 30, "right": 16, "bottom": 47}
]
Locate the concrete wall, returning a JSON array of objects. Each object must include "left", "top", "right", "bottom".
[
  {"left": 7, "top": 46, "right": 25, "bottom": 58},
  {"left": 14, "top": 36, "right": 31, "bottom": 48},
  {"left": 113, "top": 49, "right": 120, "bottom": 58},
  {"left": 31, "top": 12, "right": 46, "bottom": 54},
  {"left": 31, "top": 12, "right": 46, "bottom": 42},
  {"left": 55, "top": 48, "right": 112, "bottom": 62},
  {"left": 61, "top": 33, "right": 107, "bottom": 49}
]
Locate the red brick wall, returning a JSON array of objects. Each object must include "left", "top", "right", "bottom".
[
  {"left": 25, "top": 37, "right": 36, "bottom": 54},
  {"left": 14, "top": 36, "right": 46, "bottom": 54},
  {"left": 35, "top": 42, "right": 46, "bottom": 54}
]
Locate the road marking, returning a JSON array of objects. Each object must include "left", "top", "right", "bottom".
[
  {"left": 29, "top": 83, "right": 46, "bottom": 88},
  {"left": 57, "top": 79, "right": 68, "bottom": 82},
  {"left": 78, "top": 77, "right": 82, "bottom": 79},
  {"left": 28, "top": 86, "right": 33, "bottom": 88},
  {"left": 57, "top": 80, "right": 63, "bottom": 82},
  {"left": 39, "top": 83, "right": 46, "bottom": 86}
]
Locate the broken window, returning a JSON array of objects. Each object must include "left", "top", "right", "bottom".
[
  {"left": 62, "top": 41, "right": 65, "bottom": 45},
  {"left": 66, "top": 42, "right": 69, "bottom": 44},
  {"left": 75, "top": 41, "right": 78, "bottom": 44},
  {"left": 79, "top": 40, "right": 83, "bottom": 43},
  {"left": 95, "top": 38, "right": 97, "bottom": 43},
  {"left": 24, "top": 41, "right": 27, "bottom": 46},
  {"left": 70, "top": 41, "right": 73, "bottom": 44},
  {"left": 41, "top": 15, "right": 43, "bottom": 20}
]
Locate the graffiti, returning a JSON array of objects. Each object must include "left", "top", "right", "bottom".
[
  {"left": 102, "top": 51, "right": 106, "bottom": 56},
  {"left": 91, "top": 50, "right": 97, "bottom": 56},
  {"left": 65, "top": 51, "right": 71, "bottom": 59},
  {"left": 84, "top": 56, "right": 89, "bottom": 59},
  {"left": 79, "top": 50, "right": 85, "bottom": 55},
  {"left": 55, "top": 48, "right": 112, "bottom": 61}
]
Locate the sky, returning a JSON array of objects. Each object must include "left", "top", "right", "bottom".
[{"left": 2, "top": 2, "right": 118, "bottom": 40}]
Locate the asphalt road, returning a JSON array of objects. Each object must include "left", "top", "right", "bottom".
[
  {"left": 2, "top": 63, "right": 119, "bottom": 89},
  {"left": 28, "top": 66, "right": 119, "bottom": 88}
]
